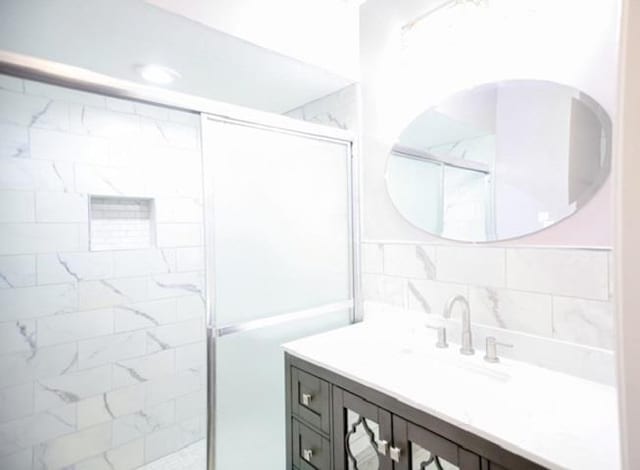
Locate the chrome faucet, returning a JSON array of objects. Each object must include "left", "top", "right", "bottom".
[{"left": 443, "top": 295, "right": 474, "bottom": 355}]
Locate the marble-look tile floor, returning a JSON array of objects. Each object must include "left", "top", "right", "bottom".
[{"left": 138, "top": 439, "right": 206, "bottom": 470}]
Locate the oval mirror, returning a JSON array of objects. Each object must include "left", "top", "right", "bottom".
[{"left": 386, "top": 80, "right": 612, "bottom": 242}]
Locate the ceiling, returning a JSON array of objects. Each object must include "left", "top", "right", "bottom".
[{"left": 0, "top": 0, "right": 357, "bottom": 113}]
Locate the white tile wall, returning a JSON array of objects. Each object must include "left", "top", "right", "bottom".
[
  {"left": 0, "top": 74, "right": 206, "bottom": 468},
  {"left": 363, "top": 242, "right": 615, "bottom": 356}
]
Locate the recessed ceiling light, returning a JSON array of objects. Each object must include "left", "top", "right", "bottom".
[{"left": 136, "top": 64, "right": 181, "bottom": 85}]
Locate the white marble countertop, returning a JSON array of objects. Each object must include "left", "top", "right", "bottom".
[{"left": 283, "top": 318, "right": 620, "bottom": 470}]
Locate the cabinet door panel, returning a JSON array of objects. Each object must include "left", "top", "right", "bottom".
[
  {"left": 334, "top": 388, "right": 393, "bottom": 470},
  {"left": 393, "top": 416, "right": 481, "bottom": 470}
]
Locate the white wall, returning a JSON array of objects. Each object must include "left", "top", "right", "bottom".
[
  {"left": 616, "top": 0, "right": 640, "bottom": 467},
  {"left": 145, "top": 0, "right": 361, "bottom": 81}
]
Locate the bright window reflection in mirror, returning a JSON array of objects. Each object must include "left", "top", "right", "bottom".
[{"left": 386, "top": 80, "right": 612, "bottom": 242}]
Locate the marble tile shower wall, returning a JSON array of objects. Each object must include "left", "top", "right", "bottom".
[
  {"left": 0, "top": 74, "right": 206, "bottom": 470},
  {"left": 362, "top": 242, "right": 614, "bottom": 351}
]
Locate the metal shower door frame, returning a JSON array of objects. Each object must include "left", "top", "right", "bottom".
[{"left": 200, "top": 112, "right": 361, "bottom": 470}]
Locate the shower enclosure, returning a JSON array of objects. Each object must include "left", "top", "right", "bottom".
[{"left": 0, "top": 52, "right": 359, "bottom": 470}]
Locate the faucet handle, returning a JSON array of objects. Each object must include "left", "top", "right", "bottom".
[
  {"left": 426, "top": 325, "right": 448, "bottom": 348},
  {"left": 484, "top": 337, "right": 513, "bottom": 363}
]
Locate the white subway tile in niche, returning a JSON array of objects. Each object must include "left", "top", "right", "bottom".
[{"left": 89, "top": 196, "right": 155, "bottom": 251}]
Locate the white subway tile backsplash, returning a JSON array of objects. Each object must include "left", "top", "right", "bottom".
[
  {"left": 506, "top": 248, "right": 609, "bottom": 300},
  {"left": 37, "top": 309, "right": 114, "bottom": 347},
  {"left": 406, "top": 279, "right": 468, "bottom": 316},
  {"left": 0, "top": 191, "right": 35, "bottom": 223},
  {"left": 0, "top": 123, "right": 29, "bottom": 158},
  {"left": 365, "top": 242, "right": 615, "bottom": 362},
  {"left": 436, "top": 246, "right": 506, "bottom": 287},
  {"left": 0, "top": 284, "right": 76, "bottom": 321},
  {"left": 469, "top": 287, "right": 553, "bottom": 337},
  {"left": 0, "top": 255, "right": 36, "bottom": 288},
  {"left": 33, "top": 422, "right": 112, "bottom": 470},
  {"left": 384, "top": 244, "right": 436, "bottom": 279},
  {"left": 35, "top": 365, "right": 112, "bottom": 412},
  {"left": 0, "top": 405, "right": 76, "bottom": 457},
  {"left": 0, "top": 382, "right": 34, "bottom": 423},
  {"left": 552, "top": 296, "right": 615, "bottom": 349},
  {"left": 362, "top": 273, "right": 405, "bottom": 307}
]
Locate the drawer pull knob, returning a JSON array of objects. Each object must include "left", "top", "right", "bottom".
[
  {"left": 302, "top": 448, "right": 313, "bottom": 461},
  {"left": 390, "top": 446, "right": 401, "bottom": 462},
  {"left": 301, "top": 393, "right": 313, "bottom": 406},
  {"left": 376, "top": 439, "right": 389, "bottom": 455}
]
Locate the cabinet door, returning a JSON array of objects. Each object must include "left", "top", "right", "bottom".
[
  {"left": 333, "top": 388, "right": 393, "bottom": 470},
  {"left": 392, "top": 416, "right": 481, "bottom": 470}
]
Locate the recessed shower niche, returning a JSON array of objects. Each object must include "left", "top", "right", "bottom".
[{"left": 89, "top": 196, "right": 156, "bottom": 251}]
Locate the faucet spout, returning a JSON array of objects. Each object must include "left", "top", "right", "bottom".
[{"left": 443, "top": 295, "right": 474, "bottom": 355}]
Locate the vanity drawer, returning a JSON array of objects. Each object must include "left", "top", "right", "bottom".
[
  {"left": 292, "top": 418, "right": 331, "bottom": 470},
  {"left": 291, "top": 367, "right": 331, "bottom": 433}
]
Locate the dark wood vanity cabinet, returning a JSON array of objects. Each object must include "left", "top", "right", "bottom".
[{"left": 285, "top": 353, "right": 547, "bottom": 470}]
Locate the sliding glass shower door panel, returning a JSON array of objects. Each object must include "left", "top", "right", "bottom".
[
  {"left": 207, "top": 121, "right": 352, "bottom": 326},
  {"left": 202, "top": 116, "right": 354, "bottom": 470}
]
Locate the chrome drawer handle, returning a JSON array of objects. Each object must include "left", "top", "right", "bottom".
[
  {"left": 301, "top": 393, "right": 313, "bottom": 406},
  {"left": 390, "top": 446, "right": 401, "bottom": 462},
  {"left": 376, "top": 439, "right": 389, "bottom": 455},
  {"left": 302, "top": 448, "right": 313, "bottom": 462}
]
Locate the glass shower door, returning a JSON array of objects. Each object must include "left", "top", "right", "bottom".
[{"left": 201, "top": 116, "right": 355, "bottom": 470}]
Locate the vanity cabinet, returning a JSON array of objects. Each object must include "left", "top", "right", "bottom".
[{"left": 285, "top": 353, "right": 547, "bottom": 470}]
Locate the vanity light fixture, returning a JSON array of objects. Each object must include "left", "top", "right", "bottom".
[{"left": 136, "top": 64, "right": 181, "bottom": 85}]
